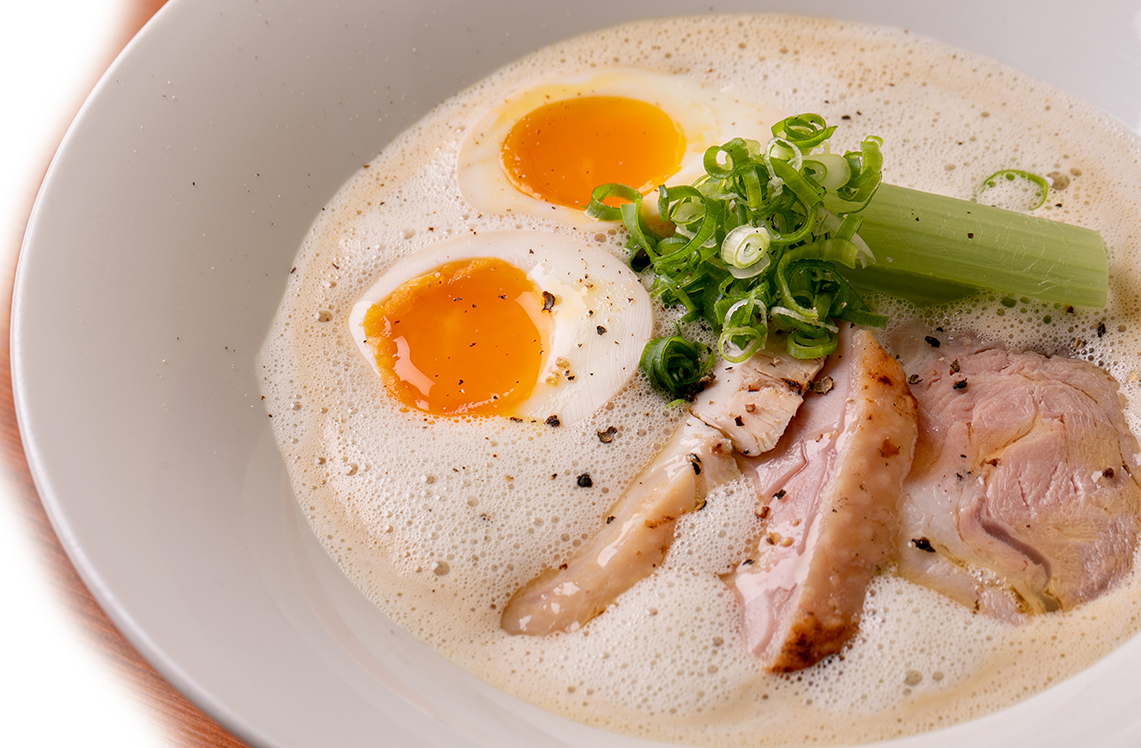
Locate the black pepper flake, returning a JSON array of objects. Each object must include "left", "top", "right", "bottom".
[
  {"left": 911, "top": 537, "right": 936, "bottom": 553},
  {"left": 810, "top": 376, "right": 835, "bottom": 394},
  {"left": 774, "top": 489, "right": 787, "bottom": 500},
  {"left": 542, "top": 291, "right": 556, "bottom": 312},
  {"left": 545, "top": 415, "right": 561, "bottom": 427},
  {"left": 1097, "top": 322, "right": 1107, "bottom": 338},
  {"left": 1104, "top": 467, "right": 1116, "bottom": 479},
  {"left": 596, "top": 325, "right": 608, "bottom": 335},
  {"left": 907, "top": 374, "right": 922, "bottom": 385},
  {"left": 952, "top": 379, "right": 968, "bottom": 390},
  {"left": 734, "top": 415, "right": 745, "bottom": 427},
  {"left": 967, "top": 232, "right": 975, "bottom": 239},
  {"left": 597, "top": 426, "right": 618, "bottom": 443},
  {"left": 925, "top": 335, "right": 942, "bottom": 348},
  {"left": 950, "top": 359, "right": 961, "bottom": 373},
  {"left": 742, "top": 558, "right": 755, "bottom": 565},
  {"left": 576, "top": 473, "right": 593, "bottom": 488},
  {"left": 687, "top": 453, "right": 703, "bottom": 475},
  {"left": 558, "top": 563, "right": 568, "bottom": 570}
]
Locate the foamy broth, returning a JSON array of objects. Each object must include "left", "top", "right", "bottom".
[{"left": 258, "top": 15, "right": 1141, "bottom": 746}]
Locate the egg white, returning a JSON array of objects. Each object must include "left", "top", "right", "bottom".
[
  {"left": 348, "top": 230, "right": 652, "bottom": 424},
  {"left": 456, "top": 67, "right": 784, "bottom": 226}
]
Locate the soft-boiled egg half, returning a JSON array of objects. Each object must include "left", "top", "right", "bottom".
[
  {"left": 349, "top": 231, "right": 652, "bottom": 424},
  {"left": 457, "top": 67, "right": 783, "bottom": 225}
]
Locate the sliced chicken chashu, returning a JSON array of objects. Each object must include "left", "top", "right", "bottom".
[
  {"left": 501, "top": 417, "right": 738, "bottom": 635},
  {"left": 729, "top": 326, "right": 918, "bottom": 672},
  {"left": 895, "top": 334, "right": 1141, "bottom": 619},
  {"left": 691, "top": 338, "right": 825, "bottom": 456},
  {"left": 502, "top": 342, "right": 826, "bottom": 637}
]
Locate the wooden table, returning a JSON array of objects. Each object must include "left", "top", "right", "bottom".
[{"left": 0, "top": 0, "right": 249, "bottom": 743}]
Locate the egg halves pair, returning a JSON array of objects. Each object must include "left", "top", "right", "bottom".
[{"left": 350, "top": 67, "right": 777, "bottom": 423}]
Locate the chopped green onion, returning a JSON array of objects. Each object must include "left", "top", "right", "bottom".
[
  {"left": 803, "top": 153, "right": 850, "bottom": 192},
  {"left": 585, "top": 183, "right": 640, "bottom": 222},
  {"left": 639, "top": 335, "right": 714, "bottom": 399},
  {"left": 771, "top": 113, "right": 836, "bottom": 151},
  {"left": 588, "top": 113, "right": 889, "bottom": 362},
  {"left": 976, "top": 169, "right": 1050, "bottom": 211},
  {"left": 721, "top": 225, "right": 772, "bottom": 275}
]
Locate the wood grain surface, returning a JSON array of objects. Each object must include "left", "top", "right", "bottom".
[{"left": 2, "top": 1, "right": 252, "bottom": 748}]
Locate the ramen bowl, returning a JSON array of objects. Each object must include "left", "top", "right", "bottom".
[{"left": 13, "top": 1, "right": 1141, "bottom": 746}]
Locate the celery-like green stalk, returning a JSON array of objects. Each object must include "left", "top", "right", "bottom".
[{"left": 843, "top": 184, "right": 1108, "bottom": 307}]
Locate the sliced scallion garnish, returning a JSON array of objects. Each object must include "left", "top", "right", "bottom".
[
  {"left": 585, "top": 114, "right": 887, "bottom": 368},
  {"left": 975, "top": 169, "right": 1050, "bottom": 211},
  {"left": 639, "top": 334, "right": 714, "bottom": 400}
]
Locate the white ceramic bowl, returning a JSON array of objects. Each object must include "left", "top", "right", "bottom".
[{"left": 13, "top": 1, "right": 1141, "bottom": 746}]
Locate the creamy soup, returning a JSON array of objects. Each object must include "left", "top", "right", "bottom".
[{"left": 257, "top": 14, "right": 1141, "bottom": 746}]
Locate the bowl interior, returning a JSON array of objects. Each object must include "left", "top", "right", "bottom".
[{"left": 13, "top": 1, "right": 1141, "bottom": 746}]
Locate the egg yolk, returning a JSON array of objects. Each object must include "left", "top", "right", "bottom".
[
  {"left": 500, "top": 95, "right": 685, "bottom": 209},
  {"left": 362, "top": 257, "right": 552, "bottom": 417}
]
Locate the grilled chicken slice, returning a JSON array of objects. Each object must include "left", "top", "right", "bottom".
[
  {"left": 502, "top": 341, "right": 827, "bottom": 637},
  {"left": 895, "top": 334, "right": 1141, "bottom": 619},
  {"left": 691, "top": 339, "right": 825, "bottom": 456},
  {"left": 729, "top": 326, "right": 918, "bottom": 672},
  {"left": 501, "top": 417, "right": 738, "bottom": 635}
]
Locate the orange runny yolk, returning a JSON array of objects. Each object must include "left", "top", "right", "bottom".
[
  {"left": 500, "top": 95, "right": 685, "bottom": 209},
  {"left": 362, "top": 257, "right": 552, "bottom": 417}
]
